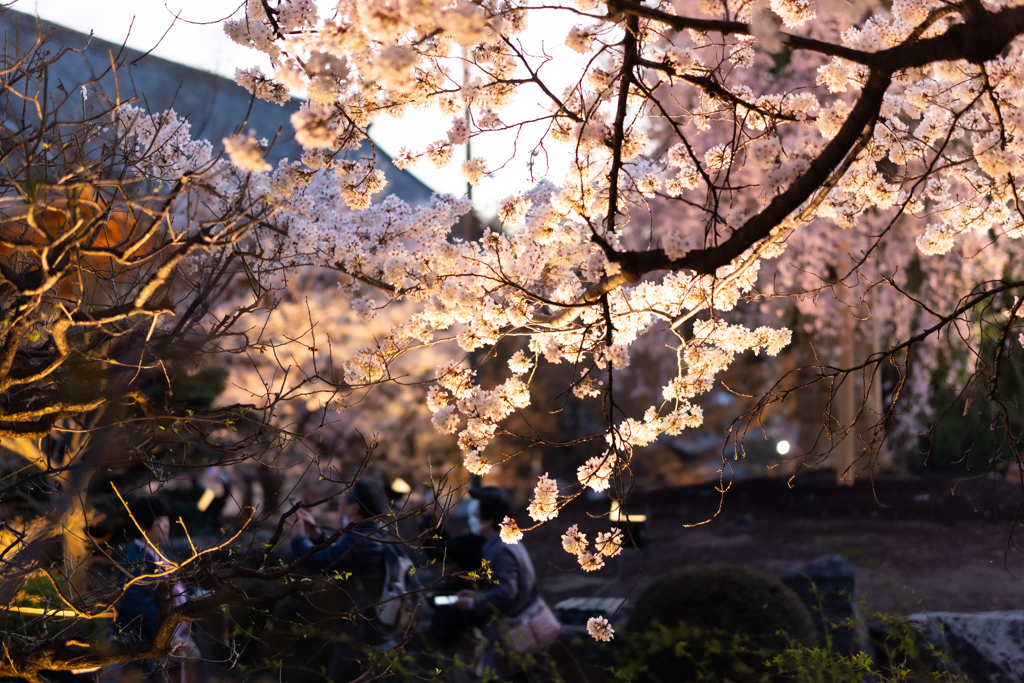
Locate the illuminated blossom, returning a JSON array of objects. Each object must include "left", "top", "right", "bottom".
[
  {"left": 578, "top": 550, "right": 605, "bottom": 572},
  {"left": 565, "top": 26, "right": 594, "bottom": 53},
  {"left": 464, "top": 450, "right": 492, "bottom": 475},
  {"left": 595, "top": 528, "right": 624, "bottom": 557},
  {"left": 578, "top": 452, "right": 616, "bottom": 492},
  {"left": 499, "top": 516, "right": 524, "bottom": 544},
  {"left": 497, "top": 195, "right": 531, "bottom": 224},
  {"left": 704, "top": 144, "right": 733, "bottom": 172},
  {"left": 508, "top": 350, "right": 533, "bottom": 374},
  {"left": 461, "top": 157, "right": 489, "bottom": 185},
  {"left": 527, "top": 473, "right": 559, "bottom": 522},
  {"left": 561, "top": 524, "right": 588, "bottom": 555},
  {"left": 223, "top": 132, "right": 271, "bottom": 173},
  {"left": 234, "top": 67, "right": 289, "bottom": 105},
  {"left": 191, "top": 0, "right": 1024, "bottom": 577},
  {"left": 770, "top": 0, "right": 815, "bottom": 27},
  {"left": 587, "top": 616, "right": 615, "bottom": 642}
]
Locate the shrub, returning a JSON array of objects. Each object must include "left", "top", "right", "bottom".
[
  {"left": 627, "top": 564, "right": 817, "bottom": 649},
  {"left": 620, "top": 564, "right": 817, "bottom": 682}
]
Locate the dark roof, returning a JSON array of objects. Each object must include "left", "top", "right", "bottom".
[{"left": 0, "top": 9, "right": 434, "bottom": 204}]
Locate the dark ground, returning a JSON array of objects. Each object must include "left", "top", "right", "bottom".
[{"left": 528, "top": 470, "right": 1024, "bottom": 616}]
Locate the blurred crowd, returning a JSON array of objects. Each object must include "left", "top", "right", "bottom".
[{"left": 107, "top": 480, "right": 560, "bottom": 683}]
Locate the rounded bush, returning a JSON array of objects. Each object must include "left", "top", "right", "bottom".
[
  {"left": 628, "top": 564, "right": 816, "bottom": 646},
  {"left": 622, "top": 564, "right": 816, "bottom": 682}
]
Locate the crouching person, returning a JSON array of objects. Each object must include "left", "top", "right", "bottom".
[{"left": 454, "top": 487, "right": 560, "bottom": 680}]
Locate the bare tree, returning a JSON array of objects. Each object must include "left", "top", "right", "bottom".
[{"left": 0, "top": 25, "right": 460, "bottom": 683}]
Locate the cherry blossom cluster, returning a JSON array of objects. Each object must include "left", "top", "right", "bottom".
[
  {"left": 499, "top": 516, "right": 524, "bottom": 544},
  {"left": 113, "top": 106, "right": 227, "bottom": 185},
  {"left": 586, "top": 616, "right": 615, "bottom": 642},
  {"left": 527, "top": 473, "right": 560, "bottom": 522},
  {"left": 559, "top": 523, "right": 623, "bottom": 573},
  {"left": 223, "top": 130, "right": 272, "bottom": 173}
]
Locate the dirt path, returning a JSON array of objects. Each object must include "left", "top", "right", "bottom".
[{"left": 529, "top": 471, "right": 1024, "bottom": 615}]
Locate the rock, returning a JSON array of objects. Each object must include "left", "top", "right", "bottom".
[
  {"left": 553, "top": 597, "right": 627, "bottom": 626},
  {"left": 780, "top": 554, "right": 856, "bottom": 654},
  {"left": 905, "top": 611, "right": 1024, "bottom": 683}
]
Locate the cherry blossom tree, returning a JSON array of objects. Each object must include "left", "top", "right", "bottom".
[
  {"left": 6, "top": 0, "right": 1024, "bottom": 668},
  {"left": 215, "top": 0, "right": 1024, "bottom": 556}
]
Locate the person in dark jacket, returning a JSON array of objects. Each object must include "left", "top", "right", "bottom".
[
  {"left": 454, "top": 487, "right": 537, "bottom": 620},
  {"left": 418, "top": 506, "right": 486, "bottom": 649},
  {"left": 113, "top": 496, "right": 199, "bottom": 683},
  {"left": 290, "top": 480, "right": 402, "bottom": 682},
  {"left": 420, "top": 518, "right": 486, "bottom": 575},
  {"left": 454, "top": 487, "right": 541, "bottom": 678}
]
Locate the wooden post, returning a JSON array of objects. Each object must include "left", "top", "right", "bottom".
[
  {"left": 863, "top": 288, "right": 893, "bottom": 470},
  {"left": 836, "top": 305, "right": 856, "bottom": 486}
]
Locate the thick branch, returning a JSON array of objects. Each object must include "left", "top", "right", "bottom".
[
  {"left": 614, "top": 0, "right": 873, "bottom": 63},
  {"left": 623, "top": 69, "right": 892, "bottom": 275},
  {"left": 604, "top": 14, "right": 640, "bottom": 241},
  {"left": 617, "top": 0, "right": 1024, "bottom": 70}
]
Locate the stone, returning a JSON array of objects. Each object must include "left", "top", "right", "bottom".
[
  {"left": 905, "top": 610, "right": 1024, "bottom": 683},
  {"left": 780, "top": 553, "right": 857, "bottom": 654},
  {"left": 553, "top": 597, "right": 627, "bottom": 626}
]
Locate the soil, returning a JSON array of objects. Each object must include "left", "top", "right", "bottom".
[{"left": 528, "top": 470, "right": 1024, "bottom": 616}]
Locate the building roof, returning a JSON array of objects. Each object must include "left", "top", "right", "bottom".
[{"left": 0, "top": 8, "right": 434, "bottom": 204}]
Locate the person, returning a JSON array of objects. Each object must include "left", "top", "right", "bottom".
[
  {"left": 113, "top": 496, "right": 200, "bottom": 683},
  {"left": 454, "top": 486, "right": 555, "bottom": 680},
  {"left": 418, "top": 505, "right": 486, "bottom": 649},
  {"left": 290, "top": 479, "right": 413, "bottom": 681}
]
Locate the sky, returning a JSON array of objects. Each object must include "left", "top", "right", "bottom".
[{"left": 26, "top": 0, "right": 585, "bottom": 217}]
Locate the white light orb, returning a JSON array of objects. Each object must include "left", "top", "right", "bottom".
[{"left": 776, "top": 440, "right": 792, "bottom": 456}]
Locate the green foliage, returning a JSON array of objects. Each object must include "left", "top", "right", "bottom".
[
  {"left": 612, "top": 619, "right": 972, "bottom": 683},
  {"left": 769, "top": 645, "right": 879, "bottom": 683},
  {"left": 620, "top": 565, "right": 815, "bottom": 682},
  {"left": 863, "top": 612, "right": 971, "bottom": 683},
  {"left": 614, "top": 620, "right": 778, "bottom": 683},
  {"left": 769, "top": 642, "right": 968, "bottom": 683},
  {"left": 612, "top": 579, "right": 972, "bottom": 683}
]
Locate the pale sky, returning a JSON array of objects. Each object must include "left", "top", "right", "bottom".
[{"left": 26, "top": 0, "right": 585, "bottom": 217}]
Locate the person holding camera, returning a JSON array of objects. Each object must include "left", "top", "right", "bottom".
[{"left": 290, "top": 480, "right": 415, "bottom": 681}]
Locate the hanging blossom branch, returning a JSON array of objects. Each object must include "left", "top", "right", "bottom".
[{"left": 205, "top": 0, "right": 1024, "bottom": 571}]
